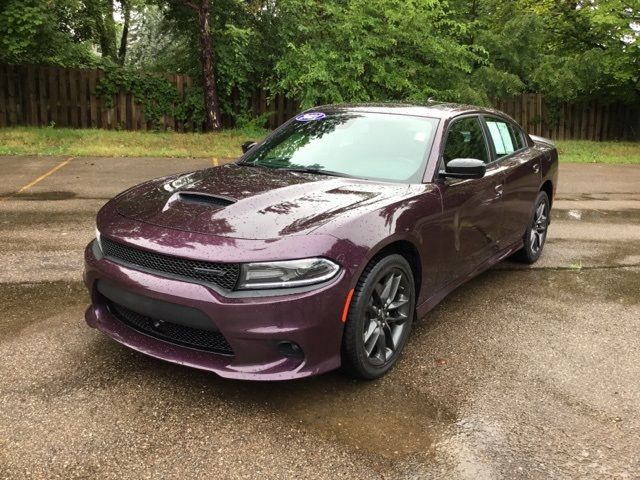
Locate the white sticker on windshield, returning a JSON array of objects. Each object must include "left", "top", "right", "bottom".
[
  {"left": 414, "top": 131, "right": 428, "bottom": 142},
  {"left": 296, "top": 112, "right": 326, "bottom": 122}
]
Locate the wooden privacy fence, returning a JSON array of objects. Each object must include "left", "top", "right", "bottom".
[
  {"left": 0, "top": 64, "right": 194, "bottom": 130},
  {"left": 0, "top": 64, "right": 298, "bottom": 131},
  {"left": 492, "top": 93, "right": 639, "bottom": 141},
  {"left": 0, "top": 64, "right": 638, "bottom": 140}
]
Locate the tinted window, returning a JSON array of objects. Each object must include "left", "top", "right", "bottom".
[
  {"left": 242, "top": 112, "right": 439, "bottom": 183},
  {"left": 442, "top": 117, "right": 489, "bottom": 165},
  {"left": 485, "top": 117, "right": 525, "bottom": 157}
]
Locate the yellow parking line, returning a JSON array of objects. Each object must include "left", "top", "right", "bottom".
[
  {"left": 212, "top": 157, "right": 219, "bottom": 167},
  {"left": 0, "top": 156, "right": 75, "bottom": 202}
]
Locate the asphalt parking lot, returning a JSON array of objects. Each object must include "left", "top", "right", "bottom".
[{"left": 1, "top": 156, "right": 639, "bottom": 479}]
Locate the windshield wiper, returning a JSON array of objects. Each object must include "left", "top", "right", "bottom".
[{"left": 278, "top": 167, "right": 353, "bottom": 178}]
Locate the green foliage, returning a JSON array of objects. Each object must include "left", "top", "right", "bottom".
[
  {"left": 0, "top": 0, "right": 99, "bottom": 67},
  {"left": 272, "top": 0, "right": 483, "bottom": 108},
  {"left": 126, "top": 4, "right": 194, "bottom": 72},
  {"left": 174, "top": 85, "right": 207, "bottom": 130},
  {"left": 1, "top": 0, "right": 638, "bottom": 126},
  {"left": 150, "top": 0, "right": 270, "bottom": 125},
  {"left": 96, "top": 66, "right": 205, "bottom": 129},
  {"left": 0, "top": 1, "right": 46, "bottom": 58},
  {"left": 463, "top": 0, "right": 640, "bottom": 103},
  {"left": 234, "top": 112, "right": 271, "bottom": 137}
]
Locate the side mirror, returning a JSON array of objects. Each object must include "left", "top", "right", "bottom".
[
  {"left": 442, "top": 158, "right": 486, "bottom": 179},
  {"left": 241, "top": 141, "right": 257, "bottom": 154}
]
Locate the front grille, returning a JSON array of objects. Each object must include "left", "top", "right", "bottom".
[
  {"left": 101, "top": 237, "right": 240, "bottom": 290},
  {"left": 109, "top": 301, "right": 234, "bottom": 355}
]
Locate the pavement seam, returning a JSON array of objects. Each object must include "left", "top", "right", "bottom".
[
  {"left": 497, "top": 264, "right": 640, "bottom": 272},
  {"left": 0, "top": 156, "right": 75, "bottom": 202}
]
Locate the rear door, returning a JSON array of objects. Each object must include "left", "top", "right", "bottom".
[
  {"left": 434, "top": 115, "right": 505, "bottom": 287},
  {"left": 482, "top": 116, "right": 541, "bottom": 246}
]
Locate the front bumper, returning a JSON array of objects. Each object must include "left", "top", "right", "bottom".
[{"left": 83, "top": 241, "right": 351, "bottom": 380}]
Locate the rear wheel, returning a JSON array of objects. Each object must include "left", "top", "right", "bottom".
[
  {"left": 513, "top": 191, "right": 550, "bottom": 264},
  {"left": 341, "top": 254, "right": 416, "bottom": 379}
]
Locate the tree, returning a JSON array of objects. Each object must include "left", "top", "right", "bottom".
[
  {"left": 85, "top": 0, "right": 118, "bottom": 61},
  {"left": 0, "top": 0, "right": 98, "bottom": 67},
  {"left": 83, "top": 0, "right": 140, "bottom": 64},
  {"left": 449, "top": 0, "right": 640, "bottom": 103},
  {"left": 118, "top": 0, "right": 133, "bottom": 64},
  {"left": 271, "top": 0, "right": 482, "bottom": 107},
  {"left": 163, "top": 0, "right": 222, "bottom": 130}
]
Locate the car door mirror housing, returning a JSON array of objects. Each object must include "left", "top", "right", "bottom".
[
  {"left": 442, "top": 158, "right": 486, "bottom": 179},
  {"left": 241, "top": 141, "right": 257, "bottom": 154}
]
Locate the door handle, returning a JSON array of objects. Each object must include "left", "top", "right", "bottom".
[
  {"left": 494, "top": 184, "right": 504, "bottom": 198},
  {"left": 532, "top": 163, "right": 540, "bottom": 173}
]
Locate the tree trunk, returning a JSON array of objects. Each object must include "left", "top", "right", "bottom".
[
  {"left": 196, "top": 0, "right": 222, "bottom": 131},
  {"left": 118, "top": 0, "right": 131, "bottom": 65},
  {"left": 102, "top": 0, "right": 118, "bottom": 61},
  {"left": 89, "top": 0, "right": 117, "bottom": 61}
]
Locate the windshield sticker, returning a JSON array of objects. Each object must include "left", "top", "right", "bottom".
[{"left": 295, "top": 112, "right": 326, "bottom": 122}]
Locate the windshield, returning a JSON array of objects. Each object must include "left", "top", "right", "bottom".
[{"left": 241, "top": 112, "right": 439, "bottom": 183}]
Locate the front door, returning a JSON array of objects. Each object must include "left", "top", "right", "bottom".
[{"left": 435, "top": 116, "right": 504, "bottom": 287}]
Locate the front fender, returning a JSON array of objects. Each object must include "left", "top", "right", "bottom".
[{"left": 321, "top": 186, "right": 443, "bottom": 304}]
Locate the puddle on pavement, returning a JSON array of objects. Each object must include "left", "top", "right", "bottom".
[
  {"left": 261, "top": 376, "right": 455, "bottom": 458},
  {"left": 531, "top": 238, "right": 640, "bottom": 269},
  {"left": 0, "top": 281, "right": 88, "bottom": 337},
  {"left": 488, "top": 265, "right": 640, "bottom": 306},
  {"left": 177, "top": 375, "right": 458, "bottom": 461},
  {"left": 552, "top": 208, "right": 640, "bottom": 224},
  {"left": 557, "top": 193, "right": 640, "bottom": 202},
  {"left": 0, "top": 210, "right": 96, "bottom": 228},
  {"left": 11, "top": 191, "right": 77, "bottom": 201},
  {"left": 559, "top": 267, "right": 640, "bottom": 305},
  {"left": 2, "top": 279, "right": 458, "bottom": 462}
]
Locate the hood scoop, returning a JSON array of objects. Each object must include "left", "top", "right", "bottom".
[{"left": 166, "top": 192, "right": 236, "bottom": 211}]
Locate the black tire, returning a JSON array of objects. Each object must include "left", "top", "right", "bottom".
[
  {"left": 513, "top": 191, "right": 550, "bottom": 264},
  {"left": 340, "top": 254, "right": 416, "bottom": 380}
]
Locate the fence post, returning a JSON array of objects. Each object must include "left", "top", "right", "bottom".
[
  {"left": 69, "top": 68, "right": 79, "bottom": 127},
  {"left": 78, "top": 69, "right": 88, "bottom": 128},
  {"left": 89, "top": 69, "right": 98, "bottom": 128},
  {"left": 0, "top": 65, "right": 6, "bottom": 127},
  {"left": 6, "top": 65, "right": 18, "bottom": 125},
  {"left": 58, "top": 67, "right": 69, "bottom": 127}
]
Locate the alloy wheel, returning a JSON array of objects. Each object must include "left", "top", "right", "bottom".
[
  {"left": 362, "top": 268, "right": 411, "bottom": 366},
  {"left": 530, "top": 201, "right": 548, "bottom": 255}
]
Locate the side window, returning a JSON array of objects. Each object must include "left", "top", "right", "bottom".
[
  {"left": 442, "top": 117, "right": 489, "bottom": 166},
  {"left": 508, "top": 123, "right": 526, "bottom": 150},
  {"left": 485, "top": 117, "right": 525, "bottom": 157}
]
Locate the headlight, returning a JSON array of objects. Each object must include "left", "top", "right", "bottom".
[
  {"left": 95, "top": 227, "right": 102, "bottom": 251},
  {"left": 237, "top": 258, "right": 340, "bottom": 290}
]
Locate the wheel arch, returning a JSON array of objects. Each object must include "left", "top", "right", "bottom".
[
  {"left": 540, "top": 180, "right": 554, "bottom": 207},
  {"left": 352, "top": 237, "right": 424, "bottom": 301}
]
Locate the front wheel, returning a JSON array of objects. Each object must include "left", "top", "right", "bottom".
[
  {"left": 341, "top": 254, "right": 416, "bottom": 380},
  {"left": 513, "top": 191, "right": 550, "bottom": 264}
]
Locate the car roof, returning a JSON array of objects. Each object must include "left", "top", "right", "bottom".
[{"left": 313, "top": 102, "right": 511, "bottom": 121}]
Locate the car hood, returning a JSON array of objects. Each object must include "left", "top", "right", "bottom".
[{"left": 114, "top": 164, "right": 415, "bottom": 239}]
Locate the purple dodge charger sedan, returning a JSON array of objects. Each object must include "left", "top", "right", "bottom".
[{"left": 84, "top": 103, "right": 558, "bottom": 380}]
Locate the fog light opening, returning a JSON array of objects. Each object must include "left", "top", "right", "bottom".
[{"left": 277, "top": 341, "right": 304, "bottom": 359}]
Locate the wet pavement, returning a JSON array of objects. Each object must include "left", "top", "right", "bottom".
[{"left": 0, "top": 157, "right": 638, "bottom": 479}]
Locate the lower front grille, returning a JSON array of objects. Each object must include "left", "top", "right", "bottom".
[{"left": 108, "top": 302, "right": 234, "bottom": 356}]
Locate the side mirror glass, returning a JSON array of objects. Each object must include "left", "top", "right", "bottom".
[
  {"left": 241, "top": 141, "right": 257, "bottom": 154},
  {"left": 443, "top": 158, "right": 486, "bottom": 179}
]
